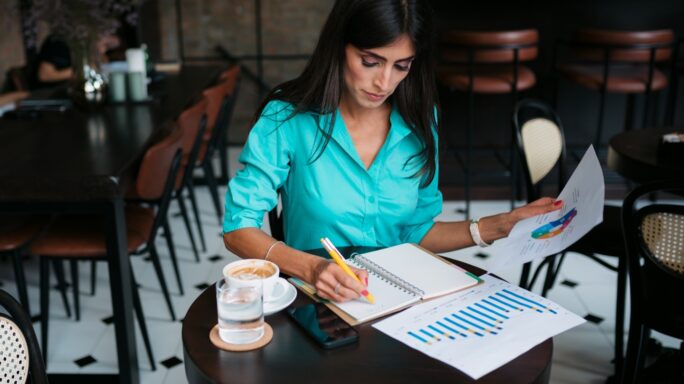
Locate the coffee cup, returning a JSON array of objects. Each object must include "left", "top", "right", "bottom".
[{"left": 223, "top": 259, "right": 287, "bottom": 303}]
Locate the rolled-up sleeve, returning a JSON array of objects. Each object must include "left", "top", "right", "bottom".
[
  {"left": 400, "top": 124, "right": 443, "bottom": 244},
  {"left": 223, "top": 101, "right": 292, "bottom": 233}
]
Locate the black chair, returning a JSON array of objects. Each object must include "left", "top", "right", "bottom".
[
  {"left": 665, "top": 38, "right": 684, "bottom": 125},
  {"left": 28, "top": 129, "right": 186, "bottom": 369},
  {"left": 217, "top": 66, "right": 242, "bottom": 183},
  {"left": 175, "top": 99, "right": 210, "bottom": 258},
  {"left": 126, "top": 100, "right": 209, "bottom": 268},
  {"left": 0, "top": 288, "right": 47, "bottom": 384},
  {"left": 0, "top": 216, "right": 45, "bottom": 312},
  {"left": 0, "top": 216, "right": 74, "bottom": 324},
  {"left": 621, "top": 181, "right": 684, "bottom": 383},
  {"left": 512, "top": 99, "right": 628, "bottom": 377},
  {"left": 438, "top": 29, "right": 539, "bottom": 218},
  {"left": 555, "top": 29, "right": 674, "bottom": 153},
  {"left": 268, "top": 191, "right": 285, "bottom": 242},
  {"left": 195, "top": 66, "right": 241, "bottom": 222}
]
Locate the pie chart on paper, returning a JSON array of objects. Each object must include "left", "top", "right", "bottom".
[{"left": 531, "top": 208, "right": 578, "bottom": 240}]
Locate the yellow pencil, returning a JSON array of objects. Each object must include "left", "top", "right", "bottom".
[{"left": 320, "top": 237, "right": 376, "bottom": 304}]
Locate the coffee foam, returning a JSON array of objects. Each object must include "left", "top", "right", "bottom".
[
  {"left": 229, "top": 264, "right": 276, "bottom": 280},
  {"left": 235, "top": 273, "right": 262, "bottom": 281}
]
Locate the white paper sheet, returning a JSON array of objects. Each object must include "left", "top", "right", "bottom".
[
  {"left": 372, "top": 275, "right": 585, "bottom": 380},
  {"left": 486, "top": 146, "right": 605, "bottom": 272}
]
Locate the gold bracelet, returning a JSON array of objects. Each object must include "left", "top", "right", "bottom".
[{"left": 264, "top": 240, "right": 284, "bottom": 261}]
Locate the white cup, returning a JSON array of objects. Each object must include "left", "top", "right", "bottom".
[{"left": 223, "top": 259, "right": 287, "bottom": 303}]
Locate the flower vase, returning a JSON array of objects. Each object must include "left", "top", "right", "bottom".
[{"left": 68, "top": 41, "right": 106, "bottom": 108}]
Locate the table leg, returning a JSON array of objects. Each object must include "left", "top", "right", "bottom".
[
  {"left": 614, "top": 251, "right": 627, "bottom": 382},
  {"left": 104, "top": 198, "right": 139, "bottom": 384}
]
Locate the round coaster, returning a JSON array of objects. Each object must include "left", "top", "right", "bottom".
[{"left": 209, "top": 323, "right": 273, "bottom": 352}]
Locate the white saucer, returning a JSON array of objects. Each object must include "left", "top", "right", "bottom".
[{"left": 264, "top": 278, "right": 297, "bottom": 316}]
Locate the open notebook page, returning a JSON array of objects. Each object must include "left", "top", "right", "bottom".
[
  {"left": 334, "top": 258, "right": 420, "bottom": 323},
  {"left": 358, "top": 244, "right": 479, "bottom": 299}
]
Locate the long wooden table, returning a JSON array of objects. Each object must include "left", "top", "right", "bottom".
[{"left": 0, "top": 65, "right": 222, "bottom": 383}]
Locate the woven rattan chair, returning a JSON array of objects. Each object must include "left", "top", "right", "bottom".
[
  {"left": 622, "top": 181, "right": 684, "bottom": 383},
  {"left": 0, "top": 289, "right": 47, "bottom": 384},
  {"left": 513, "top": 99, "right": 628, "bottom": 377}
]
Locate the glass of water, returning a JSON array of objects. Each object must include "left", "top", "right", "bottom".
[{"left": 216, "top": 278, "right": 264, "bottom": 344}]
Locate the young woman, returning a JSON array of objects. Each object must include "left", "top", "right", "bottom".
[{"left": 223, "top": 0, "right": 560, "bottom": 302}]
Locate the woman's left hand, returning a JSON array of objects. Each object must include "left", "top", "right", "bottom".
[
  {"left": 477, "top": 197, "right": 563, "bottom": 245},
  {"left": 505, "top": 197, "right": 563, "bottom": 235}
]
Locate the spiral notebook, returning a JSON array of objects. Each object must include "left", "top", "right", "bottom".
[{"left": 291, "top": 243, "right": 482, "bottom": 325}]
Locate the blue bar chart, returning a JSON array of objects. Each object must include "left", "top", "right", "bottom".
[
  {"left": 373, "top": 276, "right": 585, "bottom": 380},
  {"left": 402, "top": 287, "right": 559, "bottom": 345}
]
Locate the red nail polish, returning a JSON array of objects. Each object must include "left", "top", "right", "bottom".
[
  {"left": 553, "top": 200, "right": 563, "bottom": 207},
  {"left": 361, "top": 290, "right": 369, "bottom": 296},
  {"left": 364, "top": 277, "right": 368, "bottom": 286}
]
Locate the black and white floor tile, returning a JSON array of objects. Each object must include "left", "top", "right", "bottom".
[{"left": 0, "top": 165, "right": 681, "bottom": 383}]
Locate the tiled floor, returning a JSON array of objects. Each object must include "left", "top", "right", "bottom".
[{"left": 0, "top": 179, "right": 681, "bottom": 383}]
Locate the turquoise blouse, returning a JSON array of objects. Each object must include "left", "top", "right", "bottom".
[{"left": 223, "top": 100, "right": 443, "bottom": 251}]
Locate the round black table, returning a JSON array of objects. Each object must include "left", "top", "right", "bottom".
[
  {"left": 182, "top": 248, "right": 553, "bottom": 384},
  {"left": 608, "top": 127, "right": 684, "bottom": 183}
]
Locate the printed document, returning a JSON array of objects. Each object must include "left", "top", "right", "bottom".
[
  {"left": 373, "top": 275, "right": 585, "bottom": 379},
  {"left": 486, "top": 146, "right": 604, "bottom": 272}
]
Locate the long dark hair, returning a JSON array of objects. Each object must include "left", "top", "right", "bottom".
[{"left": 254, "top": 0, "right": 438, "bottom": 186}]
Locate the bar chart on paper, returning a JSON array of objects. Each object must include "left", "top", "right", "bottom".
[
  {"left": 373, "top": 276, "right": 585, "bottom": 379},
  {"left": 485, "top": 146, "right": 604, "bottom": 273}
]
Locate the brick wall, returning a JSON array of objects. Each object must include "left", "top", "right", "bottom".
[
  {"left": 0, "top": 3, "right": 27, "bottom": 91},
  {"left": 157, "top": 0, "right": 334, "bottom": 143}
]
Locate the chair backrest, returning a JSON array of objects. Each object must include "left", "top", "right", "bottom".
[
  {"left": 219, "top": 65, "right": 241, "bottom": 88},
  {"left": 512, "top": 99, "right": 567, "bottom": 202},
  {"left": 640, "top": 207, "right": 684, "bottom": 276},
  {"left": 622, "top": 182, "right": 684, "bottom": 331},
  {"left": 217, "top": 65, "right": 241, "bottom": 135},
  {"left": 198, "top": 66, "right": 242, "bottom": 165},
  {"left": 0, "top": 289, "right": 47, "bottom": 384},
  {"left": 176, "top": 99, "right": 208, "bottom": 188},
  {"left": 135, "top": 125, "right": 184, "bottom": 200},
  {"left": 219, "top": 66, "right": 241, "bottom": 124},
  {"left": 441, "top": 29, "right": 539, "bottom": 64},
  {"left": 177, "top": 98, "right": 208, "bottom": 156},
  {"left": 202, "top": 82, "right": 232, "bottom": 138},
  {"left": 268, "top": 208, "right": 284, "bottom": 242},
  {"left": 268, "top": 195, "right": 284, "bottom": 242},
  {"left": 574, "top": 28, "right": 674, "bottom": 63}
]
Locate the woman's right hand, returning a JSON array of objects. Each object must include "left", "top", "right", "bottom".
[{"left": 309, "top": 258, "right": 369, "bottom": 302}]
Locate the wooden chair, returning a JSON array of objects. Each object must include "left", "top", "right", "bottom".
[
  {"left": 174, "top": 99, "right": 210, "bottom": 258},
  {"left": 556, "top": 29, "right": 674, "bottom": 151},
  {"left": 0, "top": 216, "right": 45, "bottom": 312},
  {"left": 439, "top": 29, "right": 539, "bottom": 218},
  {"left": 28, "top": 127, "right": 186, "bottom": 369},
  {"left": 196, "top": 66, "right": 241, "bottom": 222}
]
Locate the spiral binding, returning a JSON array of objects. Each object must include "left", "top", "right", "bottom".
[{"left": 350, "top": 253, "right": 425, "bottom": 297}]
